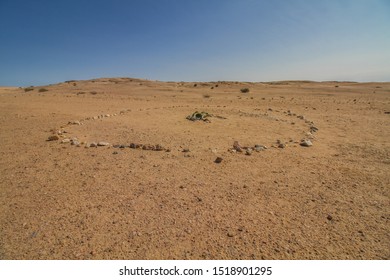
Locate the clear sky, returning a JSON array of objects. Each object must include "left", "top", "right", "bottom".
[{"left": 0, "top": 0, "right": 389, "bottom": 86}]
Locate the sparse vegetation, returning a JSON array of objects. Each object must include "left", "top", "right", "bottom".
[
  {"left": 240, "top": 88, "right": 250, "bottom": 93},
  {"left": 38, "top": 88, "right": 49, "bottom": 92},
  {"left": 193, "top": 84, "right": 197, "bottom": 87},
  {"left": 90, "top": 91, "right": 97, "bottom": 95},
  {"left": 203, "top": 94, "right": 211, "bottom": 98},
  {"left": 24, "top": 87, "right": 34, "bottom": 92}
]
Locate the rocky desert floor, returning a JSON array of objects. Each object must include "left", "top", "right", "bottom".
[{"left": 0, "top": 78, "right": 389, "bottom": 259}]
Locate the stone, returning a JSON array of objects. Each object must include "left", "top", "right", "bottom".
[
  {"left": 233, "top": 141, "right": 243, "bottom": 152},
  {"left": 119, "top": 145, "right": 126, "bottom": 149},
  {"left": 129, "top": 143, "right": 136, "bottom": 149},
  {"left": 71, "top": 140, "right": 80, "bottom": 146},
  {"left": 69, "top": 120, "right": 81, "bottom": 125},
  {"left": 327, "top": 214, "right": 333, "bottom": 221},
  {"left": 113, "top": 144, "right": 120, "bottom": 148},
  {"left": 214, "top": 157, "right": 223, "bottom": 163},
  {"left": 182, "top": 148, "right": 190, "bottom": 153},
  {"left": 61, "top": 138, "right": 70, "bottom": 143},
  {"left": 47, "top": 135, "right": 59, "bottom": 141},
  {"left": 300, "top": 139, "right": 313, "bottom": 147},
  {"left": 154, "top": 144, "right": 164, "bottom": 151},
  {"left": 97, "top": 141, "right": 109, "bottom": 146},
  {"left": 90, "top": 142, "right": 97, "bottom": 147},
  {"left": 245, "top": 148, "right": 253, "bottom": 155},
  {"left": 278, "top": 143, "right": 286, "bottom": 148},
  {"left": 310, "top": 126, "right": 319, "bottom": 133}
]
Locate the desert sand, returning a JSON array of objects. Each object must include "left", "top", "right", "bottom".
[{"left": 0, "top": 78, "right": 389, "bottom": 259}]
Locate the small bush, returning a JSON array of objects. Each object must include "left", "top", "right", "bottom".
[
  {"left": 24, "top": 87, "right": 34, "bottom": 92},
  {"left": 38, "top": 88, "right": 49, "bottom": 92},
  {"left": 90, "top": 91, "right": 97, "bottom": 95},
  {"left": 203, "top": 94, "right": 211, "bottom": 98},
  {"left": 193, "top": 84, "right": 197, "bottom": 87},
  {"left": 240, "top": 88, "right": 250, "bottom": 93}
]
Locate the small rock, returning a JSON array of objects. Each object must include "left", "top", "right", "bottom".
[
  {"left": 71, "top": 140, "right": 80, "bottom": 146},
  {"left": 327, "top": 214, "right": 333, "bottom": 221},
  {"left": 47, "top": 135, "right": 59, "bottom": 141},
  {"left": 310, "top": 126, "right": 319, "bottom": 133},
  {"left": 245, "top": 148, "right": 253, "bottom": 155},
  {"left": 60, "top": 138, "right": 70, "bottom": 143},
  {"left": 97, "top": 141, "right": 109, "bottom": 146},
  {"left": 69, "top": 120, "right": 81, "bottom": 125},
  {"left": 119, "top": 145, "right": 126, "bottom": 149},
  {"left": 233, "top": 141, "right": 243, "bottom": 152},
  {"left": 300, "top": 139, "right": 313, "bottom": 147},
  {"left": 182, "top": 148, "right": 190, "bottom": 152},
  {"left": 113, "top": 144, "right": 120, "bottom": 148},
  {"left": 227, "top": 232, "right": 235, "bottom": 237},
  {"left": 278, "top": 143, "right": 286, "bottom": 148},
  {"left": 214, "top": 157, "right": 223, "bottom": 163},
  {"left": 129, "top": 143, "right": 136, "bottom": 149},
  {"left": 154, "top": 144, "right": 164, "bottom": 151},
  {"left": 254, "top": 144, "right": 267, "bottom": 152},
  {"left": 90, "top": 142, "right": 97, "bottom": 147},
  {"left": 113, "top": 151, "right": 119, "bottom": 155}
]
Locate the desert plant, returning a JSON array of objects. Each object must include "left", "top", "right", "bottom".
[
  {"left": 240, "top": 88, "right": 250, "bottom": 93},
  {"left": 24, "top": 87, "right": 34, "bottom": 92},
  {"left": 203, "top": 94, "right": 211, "bottom": 98},
  {"left": 38, "top": 88, "right": 48, "bottom": 92},
  {"left": 90, "top": 91, "right": 97, "bottom": 95}
]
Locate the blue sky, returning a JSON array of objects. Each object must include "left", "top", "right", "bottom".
[{"left": 0, "top": 0, "right": 389, "bottom": 86}]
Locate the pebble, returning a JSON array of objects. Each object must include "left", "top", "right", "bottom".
[
  {"left": 90, "top": 142, "right": 97, "bottom": 147},
  {"left": 327, "top": 214, "right": 333, "bottom": 221},
  {"left": 71, "top": 140, "right": 80, "bottom": 146},
  {"left": 278, "top": 143, "right": 286, "bottom": 149},
  {"left": 233, "top": 141, "right": 243, "bottom": 152},
  {"left": 47, "top": 135, "right": 59, "bottom": 141},
  {"left": 254, "top": 144, "right": 267, "bottom": 152},
  {"left": 245, "top": 148, "right": 253, "bottom": 155},
  {"left": 61, "top": 138, "right": 70, "bottom": 143},
  {"left": 300, "top": 139, "right": 313, "bottom": 147},
  {"left": 154, "top": 144, "right": 164, "bottom": 151},
  {"left": 69, "top": 120, "right": 81, "bottom": 125},
  {"left": 97, "top": 141, "right": 109, "bottom": 146},
  {"left": 214, "top": 157, "right": 223, "bottom": 163},
  {"left": 182, "top": 148, "right": 190, "bottom": 152}
]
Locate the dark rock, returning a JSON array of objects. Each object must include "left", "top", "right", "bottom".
[
  {"left": 214, "top": 157, "right": 223, "bottom": 163},
  {"left": 47, "top": 135, "right": 59, "bottom": 141}
]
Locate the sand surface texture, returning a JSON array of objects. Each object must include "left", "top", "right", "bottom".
[{"left": 0, "top": 78, "right": 389, "bottom": 259}]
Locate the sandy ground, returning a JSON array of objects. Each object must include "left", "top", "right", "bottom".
[{"left": 0, "top": 78, "right": 389, "bottom": 260}]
